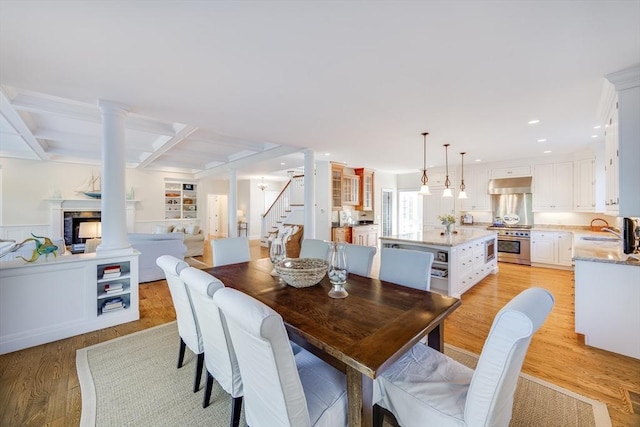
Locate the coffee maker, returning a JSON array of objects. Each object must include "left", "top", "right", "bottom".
[{"left": 623, "top": 217, "right": 638, "bottom": 254}]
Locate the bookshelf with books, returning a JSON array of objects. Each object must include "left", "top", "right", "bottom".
[
  {"left": 165, "top": 181, "right": 198, "bottom": 220},
  {"left": 97, "top": 261, "right": 131, "bottom": 315}
]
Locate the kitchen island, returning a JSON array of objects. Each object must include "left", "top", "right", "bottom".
[
  {"left": 380, "top": 229, "right": 497, "bottom": 297},
  {"left": 573, "top": 240, "right": 640, "bottom": 359}
]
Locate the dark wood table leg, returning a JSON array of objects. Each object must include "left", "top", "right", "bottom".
[
  {"left": 346, "top": 366, "right": 373, "bottom": 427},
  {"left": 427, "top": 322, "right": 444, "bottom": 352}
]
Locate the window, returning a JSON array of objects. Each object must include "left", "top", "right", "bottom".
[{"left": 398, "top": 191, "right": 423, "bottom": 234}]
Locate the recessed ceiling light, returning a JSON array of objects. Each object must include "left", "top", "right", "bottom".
[
  {"left": 324, "top": 153, "right": 330, "bottom": 156},
  {"left": 474, "top": 159, "right": 481, "bottom": 162},
  {"left": 543, "top": 150, "right": 552, "bottom": 154},
  {"left": 528, "top": 119, "right": 540, "bottom": 125},
  {"left": 593, "top": 125, "right": 601, "bottom": 129},
  {"left": 280, "top": 162, "right": 286, "bottom": 165},
  {"left": 537, "top": 138, "right": 547, "bottom": 142},
  {"left": 591, "top": 135, "right": 598, "bottom": 138}
]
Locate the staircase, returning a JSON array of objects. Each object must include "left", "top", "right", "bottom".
[{"left": 261, "top": 175, "right": 304, "bottom": 246}]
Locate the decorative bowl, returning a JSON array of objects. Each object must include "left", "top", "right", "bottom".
[{"left": 275, "top": 258, "right": 328, "bottom": 288}]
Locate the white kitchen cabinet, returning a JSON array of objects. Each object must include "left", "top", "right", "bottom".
[
  {"left": 531, "top": 231, "right": 573, "bottom": 268},
  {"left": 460, "top": 167, "right": 490, "bottom": 211},
  {"left": 573, "top": 158, "right": 595, "bottom": 212},
  {"left": 351, "top": 225, "right": 379, "bottom": 247},
  {"left": 602, "top": 67, "right": 640, "bottom": 217},
  {"left": 533, "top": 162, "right": 573, "bottom": 211},
  {"left": 604, "top": 104, "right": 619, "bottom": 214},
  {"left": 490, "top": 165, "right": 531, "bottom": 178}
]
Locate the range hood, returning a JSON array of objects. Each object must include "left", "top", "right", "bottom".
[{"left": 488, "top": 177, "right": 532, "bottom": 194}]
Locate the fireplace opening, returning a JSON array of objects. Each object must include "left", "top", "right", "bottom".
[{"left": 63, "top": 211, "right": 102, "bottom": 246}]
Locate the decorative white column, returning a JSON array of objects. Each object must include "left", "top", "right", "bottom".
[
  {"left": 228, "top": 169, "right": 238, "bottom": 237},
  {"left": 303, "top": 149, "right": 316, "bottom": 238},
  {"left": 97, "top": 100, "right": 132, "bottom": 253}
]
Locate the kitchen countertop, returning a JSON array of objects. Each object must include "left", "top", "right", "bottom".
[
  {"left": 573, "top": 244, "right": 640, "bottom": 266},
  {"left": 380, "top": 229, "right": 496, "bottom": 247}
]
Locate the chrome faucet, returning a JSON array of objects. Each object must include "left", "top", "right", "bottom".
[{"left": 602, "top": 227, "right": 622, "bottom": 239}]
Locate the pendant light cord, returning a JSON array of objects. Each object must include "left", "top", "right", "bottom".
[{"left": 443, "top": 143, "right": 451, "bottom": 188}]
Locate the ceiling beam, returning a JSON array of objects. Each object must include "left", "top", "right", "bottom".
[
  {"left": 195, "top": 145, "right": 305, "bottom": 179},
  {"left": 0, "top": 90, "right": 49, "bottom": 160},
  {"left": 136, "top": 125, "right": 198, "bottom": 168}
]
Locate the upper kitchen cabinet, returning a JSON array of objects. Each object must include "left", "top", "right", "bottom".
[
  {"left": 533, "top": 162, "right": 573, "bottom": 211},
  {"left": 342, "top": 174, "right": 360, "bottom": 206},
  {"left": 460, "top": 166, "right": 490, "bottom": 211},
  {"left": 331, "top": 163, "right": 344, "bottom": 210},
  {"left": 490, "top": 165, "right": 531, "bottom": 178},
  {"left": 601, "top": 65, "right": 640, "bottom": 217},
  {"left": 573, "top": 158, "right": 595, "bottom": 212},
  {"left": 354, "top": 168, "right": 374, "bottom": 211}
]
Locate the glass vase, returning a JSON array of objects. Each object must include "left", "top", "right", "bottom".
[
  {"left": 269, "top": 237, "right": 286, "bottom": 277},
  {"left": 327, "top": 242, "right": 349, "bottom": 298}
]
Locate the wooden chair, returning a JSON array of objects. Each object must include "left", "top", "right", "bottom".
[
  {"left": 373, "top": 288, "right": 555, "bottom": 427},
  {"left": 214, "top": 287, "right": 348, "bottom": 427},
  {"left": 155, "top": 255, "right": 204, "bottom": 393},
  {"left": 378, "top": 248, "right": 433, "bottom": 290}
]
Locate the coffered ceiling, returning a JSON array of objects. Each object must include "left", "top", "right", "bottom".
[{"left": 0, "top": 1, "right": 639, "bottom": 179}]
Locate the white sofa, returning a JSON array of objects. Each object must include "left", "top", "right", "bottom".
[
  {"left": 128, "top": 233, "right": 187, "bottom": 283},
  {"left": 153, "top": 224, "right": 204, "bottom": 258}
]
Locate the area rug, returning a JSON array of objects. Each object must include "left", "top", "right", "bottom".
[{"left": 77, "top": 322, "right": 611, "bottom": 427}]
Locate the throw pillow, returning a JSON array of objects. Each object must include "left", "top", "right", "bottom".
[
  {"left": 185, "top": 224, "right": 200, "bottom": 235},
  {"left": 154, "top": 225, "right": 173, "bottom": 234},
  {"left": 173, "top": 226, "right": 185, "bottom": 233}
]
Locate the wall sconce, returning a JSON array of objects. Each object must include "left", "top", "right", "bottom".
[
  {"left": 418, "top": 132, "right": 431, "bottom": 196},
  {"left": 458, "top": 152, "right": 467, "bottom": 199},
  {"left": 442, "top": 143, "right": 452, "bottom": 197}
]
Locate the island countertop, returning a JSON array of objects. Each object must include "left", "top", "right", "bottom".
[{"left": 381, "top": 229, "right": 497, "bottom": 247}]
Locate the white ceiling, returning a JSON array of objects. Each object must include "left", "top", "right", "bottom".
[{"left": 0, "top": 1, "right": 639, "bottom": 180}]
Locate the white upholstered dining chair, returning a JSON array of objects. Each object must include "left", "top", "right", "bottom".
[
  {"left": 211, "top": 237, "right": 251, "bottom": 267},
  {"left": 373, "top": 287, "right": 555, "bottom": 427},
  {"left": 378, "top": 247, "right": 433, "bottom": 290},
  {"left": 155, "top": 255, "right": 204, "bottom": 393},
  {"left": 344, "top": 243, "right": 377, "bottom": 277},
  {"left": 213, "top": 287, "right": 348, "bottom": 427},
  {"left": 180, "top": 267, "right": 244, "bottom": 426},
  {"left": 299, "top": 238, "right": 332, "bottom": 260}
]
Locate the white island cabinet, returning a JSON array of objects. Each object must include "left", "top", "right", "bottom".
[
  {"left": 0, "top": 251, "right": 139, "bottom": 355},
  {"left": 380, "top": 229, "right": 498, "bottom": 298},
  {"left": 574, "top": 246, "right": 640, "bottom": 359}
]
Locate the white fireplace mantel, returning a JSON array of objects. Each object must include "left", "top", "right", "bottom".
[{"left": 48, "top": 199, "right": 138, "bottom": 238}]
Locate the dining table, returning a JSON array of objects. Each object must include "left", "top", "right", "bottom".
[{"left": 206, "top": 258, "right": 461, "bottom": 427}]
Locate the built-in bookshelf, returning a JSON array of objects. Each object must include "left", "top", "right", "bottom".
[
  {"left": 97, "top": 261, "right": 131, "bottom": 315},
  {"left": 165, "top": 182, "right": 197, "bottom": 220}
]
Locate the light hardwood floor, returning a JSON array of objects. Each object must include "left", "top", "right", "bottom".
[{"left": 0, "top": 241, "right": 638, "bottom": 426}]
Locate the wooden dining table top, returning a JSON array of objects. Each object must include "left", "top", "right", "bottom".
[{"left": 206, "top": 258, "right": 461, "bottom": 379}]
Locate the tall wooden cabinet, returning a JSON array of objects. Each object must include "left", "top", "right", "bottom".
[{"left": 355, "top": 168, "right": 374, "bottom": 211}]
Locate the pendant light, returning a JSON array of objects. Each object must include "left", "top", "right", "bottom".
[
  {"left": 442, "top": 143, "right": 452, "bottom": 197},
  {"left": 458, "top": 152, "right": 468, "bottom": 199},
  {"left": 418, "top": 132, "right": 431, "bottom": 196}
]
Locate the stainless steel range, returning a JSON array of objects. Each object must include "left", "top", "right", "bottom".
[{"left": 488, "top": 227, "right": 531, "bottom": 265}]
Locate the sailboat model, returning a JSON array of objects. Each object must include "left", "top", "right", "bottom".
[{"left": 77, "top": 172, "right": 101, "bottom": 199}]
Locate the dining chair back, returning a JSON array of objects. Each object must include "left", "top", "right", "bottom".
[
  {"left": 155, "top": 255, "right": 204, "bottom": 392},
  {"left": 214, "top": 287, "right": 348, "bottom": 427},
  {"left": 180, "top": 267, "right": 243, "bottom": 424},
  {"left": 373, "top": 287, "right": 555, "bottom": 427},
  {"left": 211, "top": 237, "right": 251, "bottom": 266},
  {"left": 344, "top": 243, "right": 377, "bottom": 277},
  {"left": 378, "top": 248, "right": 433, "bottom": 290},
  {"left": 299, "top": 238, "right": 332, "bottom": 260}
]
